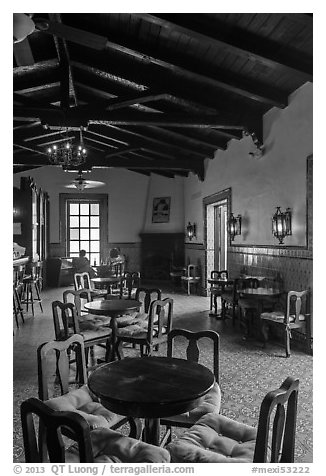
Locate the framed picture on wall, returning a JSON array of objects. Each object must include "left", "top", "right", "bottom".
[{"left": 152, "top": 197, "right": 171, "bottom": 223}]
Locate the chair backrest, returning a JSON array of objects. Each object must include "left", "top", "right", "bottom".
[
  {"left": 254, "top": 377, "right": 299, "bottom": 463},
  {"left": 134, "top": 287, "right": 162, "bottom": 313},
  {"left": 63, "top": 288, "right": 92, "bottom": 319},
  {"left": 74, "top": 272, "right": 92, "bottom": 291},
  {"left": 167, "top": 329, "right": 220, "bottom": 384},
  {"left": 185, "top": 264, "right": 200, "bottom": 278},
  {"left": 211, "top": 270, "right": 228, "bottom": 280},
  {"left": 37, "top": 334, "right": 87, "bottom": 401},
  {"left": 285, "top": 290, "right": 308, "bottom": 325},
  {"left": 21, "top": 397, "right": 94, "bottom": 462},
  {"left": 147, "top": 298, "right": 173, "bottom": 342},
  {"left": 240, "top": 277, "right": 259, "bottom": 291},
  {"left": 52, "top": 300, "right": 80, "bottom": 341},
  {"left": 120, "top": 272, "right": 141, "bottom": 298}
]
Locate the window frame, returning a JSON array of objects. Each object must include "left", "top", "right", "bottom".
[{"left": 59, "top": 193, "right": 108, "bottom": 260}]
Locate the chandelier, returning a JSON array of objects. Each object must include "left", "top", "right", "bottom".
[{"left": 46, "top": 129, "right": 87, "bottom": 169}]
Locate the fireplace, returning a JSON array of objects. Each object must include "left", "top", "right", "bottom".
[{"left": 140, "top": 233, "right": 184, "bottom": 281}]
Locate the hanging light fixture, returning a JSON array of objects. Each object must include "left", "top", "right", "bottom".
[
  {"left": 47, "top": 128, "right": 87, "bottom": 169},
  {"left": 272, "top": 207, "right": 292, "bottom": 244},
  {"left": 228, "top": 213, "right": 242, "bottom": 241},
  {"left": 186, "top": 222, "right": 197, "bottom": 240}
]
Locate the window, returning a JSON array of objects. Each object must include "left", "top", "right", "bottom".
[{"left": 60, "top": 193, "right": 108, "bottom": 265}]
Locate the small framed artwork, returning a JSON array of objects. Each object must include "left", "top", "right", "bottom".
[{"left": 152, "top": 197, "right": 171, "bottom": 223}]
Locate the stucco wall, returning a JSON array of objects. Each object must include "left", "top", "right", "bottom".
[{"left": 184, "top": 82, "right": 313, "bottom": 248}]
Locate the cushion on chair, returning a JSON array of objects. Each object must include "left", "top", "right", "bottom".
[
  {"left": 79, "top": 325, "right": 112, "bottom": 341},
  {"left": 115, "top": 311, "right": 140, "bottom": 327},
  {"left": 45, "top": 385, "right": 122, "bottom": 429},
  {"left": 66, "top": 427, "right": 171, "bottom": 463},
  {"left": 167, "top": 412, "right": 257, "bottom": 463},
  {"left": 165, "top": 382, "right": 221, "bottom": 425},
  {"left": 261, "top": 311, "right": 305, "bottom": 323}
]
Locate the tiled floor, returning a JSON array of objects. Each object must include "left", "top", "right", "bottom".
[{"left": 13, "top": 283, "right": 313, "bottom": 463}]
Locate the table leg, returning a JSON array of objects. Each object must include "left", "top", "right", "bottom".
[
  {"left": 108, "top": 315, "right": 119, "bottom": 362},
  {"left": 143, "top": 418, "right": 160, "bottom": 446}
]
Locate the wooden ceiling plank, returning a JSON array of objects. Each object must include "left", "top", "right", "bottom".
[
  {"left": 99, "top": 33, "right": 287, "bottom": 107},
  {"left": 136, "top": 14, "right": 312, "bottom": 80}
]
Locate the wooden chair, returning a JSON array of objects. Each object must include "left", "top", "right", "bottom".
[
  {"left": 160, "top": 329, "right": 221, "bottom": 446},
  {"left": 22, "top": 261, "right": 43, "bottom": 316},
  {"left": 221, "top": 277, "right": 241, "bottom": 324},
  {"left": 116, "top": 298, "right": 173, "bottom": 358},
  {"left": 261, "top": 290, "right": 310, "bottom": 357},
  {"left": 237, "top": 278, "right": 261, "bottom": 337},
  {"left": 181, "top": 264, "right": 201, "bottom": 295},
  {"left": 209, "top": 270, "right": 228, "bottom": 313},
  {"left": 52, "top": 300, "right": 112, "bottom": 364},
  {"left": 37, "top": 334, "right": 141, "bottom": 442},
  {"left": 73, "top": 272, "right": 107, "bottom": 300},
  {"left": 167, "top": 377, "right": 299, "bottom": 463},
  {"left": 21, "top": 397, "right": 169, "bottom": 463},
  {"left": 63, "top": 288, "right": 111, "bottom": 326}
]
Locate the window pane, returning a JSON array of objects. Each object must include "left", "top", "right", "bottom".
[
  {"left": 80, "top": 241, "right": 89, "bottom": 252},
  {"left": 70, "top": 241, "right": 80, "bottom": 253},
  {"left": 70, "top": 216, "right": 79, "bottom": 227},
  {"left": 80, "top": 216, "right": 89, "bottom": 227},
  {"left": 80, "top": 203, "right": 89, "bottom": 215},
  {"left": 69, "top": 203, "right": 79, "bottom": 215},
  {"left": 90, "top": 228, "right": 99, "bottom": 240},
  {"left": 90, "top": 241, "right": 100, "bottom": 252},
  {"left": 70, "top": 229, "right": 79, "bottom": 240},
  {"left": 70, "top": 252, "right": 79, "bottom": 258},
  {"left": 90, "top": 216, "right": 99, "bottom": 228},
  {"left": 80, "top": 228, "right": 89, "bottom": 240},
  {"left": 90, "top": 253, "right": 100, "bottom": 265},
  {"left": 90, "top": 203, "right": 99, "bottom": 215}
]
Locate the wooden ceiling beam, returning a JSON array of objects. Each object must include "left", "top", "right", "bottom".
[
  {"left": 97, "top": 33, "right": 287, "bottom": 108},
  {"left": 136, "top": 14, "right": 312, "bottom": 81}
]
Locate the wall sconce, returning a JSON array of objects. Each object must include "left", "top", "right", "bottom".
[
  {"left": 272, "top": 207, "right": 292, "bottom": 244},
  {"left": 228, "top": 213, "right": 242, "bottom": 241},
  {"left": 186, "top": 222, "right": 197, "bottom": 240}
]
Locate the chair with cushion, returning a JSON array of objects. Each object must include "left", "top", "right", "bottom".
[
  {"left": 52, "top": 300, "right": 112, "bottom": 364},
  {"left": 37, "top": 334, "right": 141, "bottom": 441},
  {"left": 22, "top": 261, "right": 43, "bottom": 316},
  {"left": 209, "top": 270, "right": 228, "bottom": 314},
  {"left": 160, "top": 329, "right": 221, "bottom": 446},
  {"left": 181, "top": 264, "right": 201, "bottom": 295},
  {"left": 74, "top": 272, "right": 108, "bottom": 300},
  {"left": 114, "top": 287, "right": 162, "bottom": 329},
  {"left": 63, "top": 288, "right": 111, "bottom": 326},
  {"left": 116, "top": 298, "right": 173, "bottom": 358},
  {"left": 261, "top": 290, "right": 309, "bottom": 357},
  {"left": 167, "top": 376, "right": 299, "bottom": 463},
  {"left": 21, "top": 397, "right": 169, "bottom": 463}
]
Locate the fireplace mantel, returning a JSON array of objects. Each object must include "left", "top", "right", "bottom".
[{"left": 140, "top": 233, "right": 184, "bottom": 281}]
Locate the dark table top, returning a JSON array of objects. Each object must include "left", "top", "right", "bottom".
[
  {"left": 239, "top": 288, "right": 282, "bottom": 297},
  {"left": 84, "top": 299, "right": 141, "bottom": 316},
  {"left": 208, "top": 278, "right": 233, "bottom": 285},
  {"left": 88, "top": 356, "right": 215, "bottom": 418}
]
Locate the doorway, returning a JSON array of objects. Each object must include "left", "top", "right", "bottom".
[{"left": 204, "top": 189, "right": 230, "bottom": 291}]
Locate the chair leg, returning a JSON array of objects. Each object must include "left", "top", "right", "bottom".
[
  {"left": 34, "top": 282, "right": 43, "bottom": 312},
  {"left": 285, "top": 328, "right": 291, "bottom": 357},
  {"left": 210, "top": 293, "right": 213, "bottom": 310}
]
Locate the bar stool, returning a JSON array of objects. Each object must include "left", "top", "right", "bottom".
[
  {"left": 13, "top": 265, "right": 25, "bottom": 327},
  {"left": 22, "top": 261, "right": 43, "bottom": 316}
]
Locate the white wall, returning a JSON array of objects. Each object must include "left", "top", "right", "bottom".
[
  {"left": 184, "top": 82, "right": 313, "bottom": 247},
  {"left": 13, "top": 167, "right": 185, "bottom": 244}
]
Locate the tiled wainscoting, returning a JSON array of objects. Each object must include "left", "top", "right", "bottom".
[{"left": 185, "top": 243, "right": 313, "bottom": 353}]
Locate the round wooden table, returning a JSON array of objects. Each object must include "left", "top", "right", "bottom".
[
  {"left": 84, "top": 299, "right": 141, "bottom": 361},
  {"left": 207, "top": 278, "right": 234, "bottom": 318},
  {"left": 88, "top": 356, "right": 215, "bottom": 446},
  {"left": 238, "top": 288, "right": 283, "bottom": 338}
]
